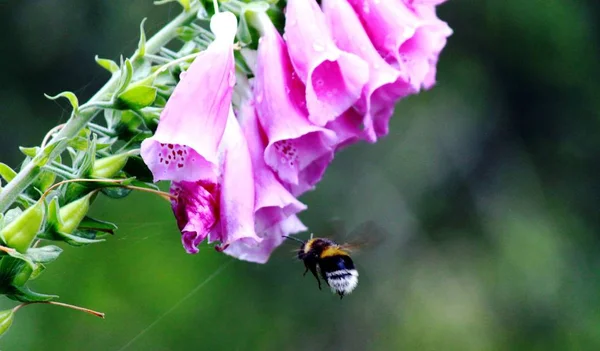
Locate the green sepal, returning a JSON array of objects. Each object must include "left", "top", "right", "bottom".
[
  {"left": 26, "top": 246, "right": 63, "bottom": 264},
  {"left": 95, "top": 55, "right": 119, "bottom": 74},
  {"left": 54, "top": 232, "right": 104, "bottom": 246},
  {"left": 0, "top": 201, "right": 44, "bottom": 253},
  {"left": 78, "top": 216, "right": 118, "bottom": 235},
  {"left": 0, "top": 208, "right": 23, "bottom": 230},
  {"left": 6, "top": 285, "right": 58, "bottom": 303},
  {"left": 0, "top": 309, "right": 15, "bottom": 337},
  {"left": 116, "top": 85, "right": 158, "bottom": 110},
  {"left": 29, "top": 263, "right": 46, "bottom": 281},
  {"left": 44, "top": 91, "right": 79, "bottom": 114}
]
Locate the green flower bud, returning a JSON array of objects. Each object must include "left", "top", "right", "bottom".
[
  {"left": 0, "top": 309, "right": 14, "bottom": 337},
  {"left": 90, "top": 153, "right": 130, "bottom": 179},
  {"left": 0, "top": 202, "right": 44, "bottom": 253},
  {"left": 58, "top": 192, "right": 94, "bottom": 234}
]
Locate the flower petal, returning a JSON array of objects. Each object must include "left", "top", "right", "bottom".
[
  {"left": 223, "top": 215, "right": 307, "bottom": 264},
  {"left": 170, "top": 180, "right": 220, "bottom": 254},
  {"left": 215, "top": 109, "right": 261, "bottom": 248},
  {"left": 347, "top": 0, "right": 451, "bottom": 90},
  {"left": 323, "top": 0, "right": 415, "bottom": 141},
  {"left": 284, "top": 0, "right": 369, "bottom": 126},
  {"left": 140, "top": 12, "right": 237, "bottom": 182},
  {"left": 238, "top": 100, "right": 307, "bottom": 232},
  {"left": 254, "top": 18, "right": 337, "bottom": 189}
]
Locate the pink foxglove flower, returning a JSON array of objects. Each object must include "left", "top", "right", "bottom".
[
  {"left": 347, "top": 0, "right": 452, "bottom": 91},
  {"left": 284, "top": 0, "right": 369, "bottom": 126},
  {"left": 254, "top": 15, "right": 337, "bottom": 195},
  {"left": 323, "top": 0, "right": 415, "bottom": 141},
  {"left": 141, "top": 12, "right": 261, "bottom": 254}
]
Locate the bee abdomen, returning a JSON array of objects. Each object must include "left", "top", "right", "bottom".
[{"left": 325, "top": 269, "right": 359, "bottom": 295}]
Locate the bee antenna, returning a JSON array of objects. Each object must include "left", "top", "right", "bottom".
[{"left": 282, "top": 235, "right": 305, "bottom": 244}]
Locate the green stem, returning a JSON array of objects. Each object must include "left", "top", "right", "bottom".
[{"left": 0, "top": 2, "right": 203, "bottom": 213}]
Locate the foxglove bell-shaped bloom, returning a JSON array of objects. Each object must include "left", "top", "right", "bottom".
[
  {"left": 141, "top": 12, "right": 260, "bottom": 254},
  {"left": 347, "top": 0, "right": 452, "bottom": 90},
  {"left": 284, "top": 0, "right": 369, "bottom": 126},
  {"left": 254, "top": 16, "right": 337, "bottom": 194},
  {"left": 323, "top": 0, "right": 414, "bottom": 141},
  {"left": 223, "top": 215, "right": 307, "bottom": 264},
  {"left": 140, "top": 12, "right": 237, "bottom": 182},
  {"left": 238, "top": 100, "right": 307, "bottom": 233}
]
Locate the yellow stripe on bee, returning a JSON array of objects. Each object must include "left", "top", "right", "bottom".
[
  {"left": 303, "top": 239, "right": 316, "bottom": 253},
  {"left": 320, "top": 246, "right": 349, "bottom": 258}
]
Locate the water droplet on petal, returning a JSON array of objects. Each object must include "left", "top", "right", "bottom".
[
  {"left": 374, "top": 0, "right": 381, "bottom": 4},
  {"left": 313, "top": 42, "right": 325, "bottom": 52},
  {"left": 288, "top": 19, "right": 297, "bottom": 26},
  {"left": 363, "top": 2, "right": 370, "bottom": 13},
  {"left": 256, "top": 92, "right": 264, "bottom": 103},
  {"left": 180, "top": 71, "right": 188, "bottom": 79},
  {"left": 282, "top": 33, "right": 288, "bottom": 41}
]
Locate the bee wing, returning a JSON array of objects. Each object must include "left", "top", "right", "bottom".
[{"left": 339, "top": 220, "right": 387, "bottom": 253}]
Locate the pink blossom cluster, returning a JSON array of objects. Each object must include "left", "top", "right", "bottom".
[{"left": 140, "top": 0, "right": 451, "bottom": 263}]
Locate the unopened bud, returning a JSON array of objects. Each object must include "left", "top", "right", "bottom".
[
  {"left": 90, "top": 153, "right": 130, "bottom": 179},
  {"left": 0, "top": 202, "right": 44, "bottom": 253},
  {"left": 58, "top": 192, "right": 94, "bottom": 234}
]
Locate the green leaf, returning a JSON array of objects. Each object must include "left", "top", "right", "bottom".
[
  {"left": 0, "top": 163, "right": 16, "bottom": 183},
  {"left": 26, "top": 246, "right": 63, "bottom": 264},
  {"left": 18, "top": 146, "right": 38, "bottom": 158},
  {"left": 44, "top": 91, "right": 79, "bottom": 113},
  {"left": 95, "top": 56, "right": 119, "bottom": 74},
  {"left": 136, "top": 18, "right": 147, "bottom": 57},
  {"left": 116, "top": 85, "right": 158, "bottom": 110},
  {"left": 113, "top": 58, "right": 134, "bottom": 98},
  {"left": 0, "top": 309, "right": 15, "bottom": 337}
]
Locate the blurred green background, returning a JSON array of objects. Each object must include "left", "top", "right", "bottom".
[{"left": 1, "top": 0, "right": 600, "bottom": 350}]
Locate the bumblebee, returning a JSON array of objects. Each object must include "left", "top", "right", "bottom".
[{"left": 288, "top": 236, "right": 359, "bottom": 299}]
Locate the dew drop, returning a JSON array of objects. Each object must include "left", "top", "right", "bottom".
[
  {"left": 256, "top": 92, "right": 264, "bottom": 103},
  {"left": 312, "top": 42, "right": 325, "bottom": 52},
  {"left": 374, "top": 0, "right": 381, "bottom": 4},
  {"left": 180, "top": 71, "right": 188, "bottom": 79},
  {"left": 287, "top": 19, "right": 297, "bottom": 26}
]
